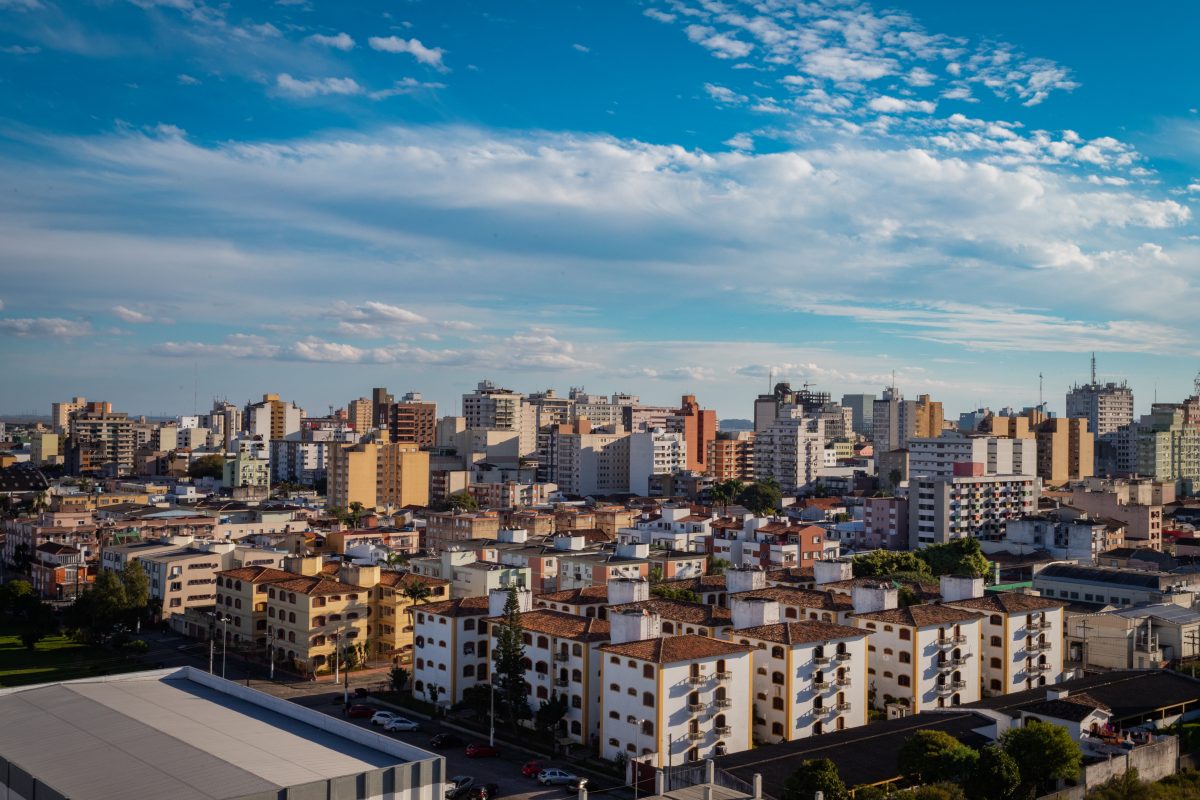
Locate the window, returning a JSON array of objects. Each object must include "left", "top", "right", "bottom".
[
  {"left": 536, "top": 686, "right": 548, "bottom": 699},
  {"left": 464, "top": 619, "right": 475, "bottom": 630},
  {"left": 772, "top": 697, "right": 783, "bottom": 710},
  {"left": 899, "top": 628, "right": 911, "bottom": 641},
  {"left": 898, "top": 652, "right": 911, "bottom": 664},
  {"left": 642, "top": 720, "right": 654, "bottom": 735},
  {"left": 463, "top": 665, "right": 474, "bottom": 677},
  {"left": 771, "top": 671, "right": 784, "bottom": 685},
  {"left": 771, "top": 646, "right": 785, "bottom": 659},
  {"left": 990, "top": 679, "right": 1001, "bottom": 691},
  {"left": 572, "top": 695, "right": 582, "bottom": 709},
  {"left": 898, "top": 675, "right": 910, "bottom": 687},
  {"left": 883, "top": 671, "right": 893, "bottom": 678},
  {"left": 610, "top": 683, "right": 620, "bottom": 692},
  {"left": 643, "top": 664, "right": 654, "bottom": 679},
  {"left": 991, "top": 657, "right": 1001, "bottom": 668},
  {"left": 990, "top": 614, "right": 1002, "bottom": 626},
  {"left": 771, "top": 722, "right": 784, "bottom": 736},
  {"left": 990, "top": 636, "right": 1001, "bottom": 647},
  {"left": 609, "top": 711, "right": 619, "bottom": 720},
  {"left": 537, "top": 635, "right": 549, "bottom": 649},
  {"left": 883, "top": 648, "right": 893, "bottom": 656}
]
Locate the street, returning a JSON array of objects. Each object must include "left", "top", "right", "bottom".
[{"left": 137, "top": 630, "right": 629, "bottom": 800}]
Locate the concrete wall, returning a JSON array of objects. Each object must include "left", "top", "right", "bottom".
[{"left": 1037, "top": 737, "right": 1179, "bottom": 800}]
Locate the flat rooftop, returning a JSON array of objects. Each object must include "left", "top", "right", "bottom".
[{"left": 0, "top": 668, "right": 437, "bottom": 800}]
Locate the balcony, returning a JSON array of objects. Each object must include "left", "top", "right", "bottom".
[
  {"left": 689, "top": 675, "right": 706, "bottom": 685},
  {"left": 688, "top": 731, "right": 705, "bottom": 741},
  {"left": 836, "top": 677, "right": 853, "bottom": 688},
  {"left": 813, "top": 680, "right": 831, "bottom": 690},
  {"left": 935, "top": 639, "right": 955, "bottom": 650},
  {"left": 1026, "top": 640, "right": 1051, "bottom": 653},
  {"left": 1034, "top": 619, "right": 1054, "bottom": 631},
  {"left": 1028, "top": 662, "right": 1050, "bottom": 674},
  {"left": 555, "top": 678, "right": 570, "bottom": 688},
  {"left": 715, "top": 671, "right": 733, "bottom": 681},
  {"left": 554, "top": 652, "right": 571, "bottom": 662},
  {"left": 688, "top": 703, "right": 705, "bottom": 713},
  {"left": 936, "top": 683, "right": 955, "bottom": 696},
  {"left": 950, "top": 680, "right": 966, "bottom": 690},
  {"left": 813, "top": 656, "right": 832, "bottom": 667},
  {"left": 835, "top": 702, "right": 852, "bottom": 712},
  {"left": 832, "top": 651, "right": 851, "bottom": 662},
  {"left": 950, "top": 634, "right": 968, "bottom": 645},
  {"left": 715, "top": 726, "right": 732, "bottom": 736},
  {"left": 715, "top": 698, "right": 732, "bottom": 709},
  {"left": 950, "top": 656, "right": 968, "bottom": 668}
]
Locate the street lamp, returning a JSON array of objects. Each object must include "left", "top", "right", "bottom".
[
  {"left": 633, "top": 718, "right": 646, "bottom": 800},
  {"left": 219, "top": 615, "right": 231, "bottom": 679},
  {"left": 267, "top": 632, "right": 276, "bottom": 681},
  {"left": 488, "top": 682, "right": 496, "bottom": 747}
]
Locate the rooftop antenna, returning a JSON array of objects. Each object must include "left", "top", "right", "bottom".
[
  {"left": 193, "top": 360, "right": 198, "bottom": 416},
  {"left": 1090, "top": 352, "right": 1097, "bottom": 385},
  {"left": 1038, "top": 372, "right": 1044, "bottom": 410},
  {"left": 1194, "top": 371, "right": 1200, "bottom": 398}
]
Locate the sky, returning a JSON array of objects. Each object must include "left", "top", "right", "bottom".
[{"left": 1, "top": 0, "right": 1199, "bottom": 421}]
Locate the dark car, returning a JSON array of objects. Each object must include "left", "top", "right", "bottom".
[
  {"left": 347, "top": 704, "right": 374, "bottom": 718},
  {"left": 430, "top": 733, "right": 466, "bottom": 750},
  {"left": 465, "top": 742, "right": 500, "bottom": 758},
  {"left": 466, "top": 782, "right": 500, "bottom": 800},
  {"left": 566, "top": 778, "right": 588, "bottom": 795},
  {"left": 354, "top": 687, "right": 369, "bottom": 698},
  {"left": 446, "top": 776, "right": 474, "bottom": 800},
  {"left": 521, "top": 761, "right": 544, "bottom": 778}
]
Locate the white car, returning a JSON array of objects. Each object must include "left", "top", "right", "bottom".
[
  {"left": 538, "top": 769, "right": 579, "bottom": 786},
  {"left": 384, "top": 716, "right": 420, "bottom": 732},
  {"left": 370, "top": 711, "right": 399, "bottom": 726}
]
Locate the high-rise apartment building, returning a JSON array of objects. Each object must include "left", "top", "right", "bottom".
[
  {"left": 67, "top": 401, "right": 135, "bottom": 475},
  {"left": 549, "top": 420, "right": 631, "bottom": 496},
  {"left": 872, "top": 389, "right": 943, "bottom": 452},
  {"left": 668, "top": 394, "right": 717, "bottom": 473},
  {"left": 754, "top": 410, "right": 825, "bottom": 494},
  {"left": 629, "top": 427, "right": 687, "bottom": 495},
  {"left": 909, "top": 468, "right": 1039, "bottom": 548},
  {"left": 462, "top": 380, "right": 536, "bottom": 456},
  {"left": 984, "top": 410, "right": 1093, "bottom": 486},
  {"left": 245, "top": 393, "right": 303, "bottom": 441},
  {"left": 1131, "top": 406, "right": 1200, "bottom": 487},
  {"left": 347, "top": 397, "right": 374, "bottom": 435},
  {"left": 907, "top": 434, "right": 1035, "bottom": 480},
  {"left": 754, "top": 383, "right": 830, "bottom": 433},
  {"left": 1066, "top": 375, "right": 1134, "bottom": 439},
  {"left": 51, "top": 396, "right": 87, "bottom": 434},
  {"left": 371, "top": 387, "right": 394, "bottom": 430},
  {"left": 326, "top": 439, "right": 430, "bottom": 510},
  {"left": 389, "top": 392, "right": 436, "bottom": 448},
  {"left": 707, "top": 431, "right": 755, "bottom": 482},
  {"left": 840, "top": 393, "right": 875, "bottom": 438}
]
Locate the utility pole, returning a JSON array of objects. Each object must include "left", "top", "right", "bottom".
[
  {"left": 488, "top": 682, "right": 495, "bottom": 747},
  {"left": 221, "top": 616, "right": 229, "bottom": 679}
]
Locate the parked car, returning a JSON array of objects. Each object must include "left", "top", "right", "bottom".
[
  {"left": 538, "top": 769, "right": 579, "bottom": 786},
  {"left": 430, "top": 733, "right": 466, "bottom": 750},
  {"left": 465, "top": 742, "right": 500, "bottom": 758},
  {"left": 465, "top": 782, "right": 500, "bottom": 800},
  {"left": 354, "top": 687, "right": 369, "bottom": 698},
  {"left": 521, "top": 761, "right": 545, "bottom": 778},
  {"left": 384, "top": 716, "right": 421, "bottom": 732},
  {"left": 446, "top": 776, "right": 474, "bottom": 800},
  {"left": 566, "top": 778, "right": 588, "bottom": 795},
  {"left": 347, "top": 705, "right": 374, "bottom": 719},
  {"left": 371, "top": 711, "right": 399, "bottom": 726}
]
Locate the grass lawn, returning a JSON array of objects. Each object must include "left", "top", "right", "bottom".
[{"left": 0, "top": 628, "right": 143, "bottom": 687}]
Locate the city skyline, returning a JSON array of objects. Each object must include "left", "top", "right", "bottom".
[{"left": 2, "top": 1, "right": 1200, "bottom": 417}]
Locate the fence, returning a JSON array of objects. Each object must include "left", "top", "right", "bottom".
[{"left": 661, "top": 761, "right": 756, "bottom": 796}]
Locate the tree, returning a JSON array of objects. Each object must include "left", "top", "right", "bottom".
[
  {"left": 898, "top": 729, "right": 979, "bottom": 786},
  {"left": 710, "top": 479, "right": 745, "bottom": 517},
  {"left": 782, "top": 759, "right": 848, "bottom": 800},
  {"left": 1084, "top": 768, "right": 1150, "bottom": 800},
  {"left": 706, "top": 555, "right": 731, "bottom": 576},
  {"left": 388, "top": 666, "right": 410, "bottom": 693},
  {"left": 919, "top": 538, "right": 990, "bottom": 579},
  {"left": 4, "top": 581, "right": 55, "bottom": 650},
  {"left": 457, "top": 684, "right": 493, "bottom": 722},
  {"left": 898, "top": 785, "right": 967, "bottom": 800},
  {"left": 492, "top": 584, "right": 531, "bottom": 729},
  {"left": 447, "top": 492, "right": 479, "bottom": 513},
  {"left": 66, "top": 568, "right": 128, "bottom": 643},
  {"left": 651, "top": 585, "right": 701, "bottom": 603},
  {"left": 0, "top": 579, "right": 35, "bottom": 617},
  {"left": 187, "top": 454, "right": 225, "bottom": 480},
  {"left": 964, "top": 745, "right": 1020, "bottom": 800},
  {"left": 534, "top": 692, "right": 570, "bottom": 741},
  {"left": 853, "top": 550, "right": 933, "bottom": 579},
  {"left": 648, "top": 565, "right": 664, "bottom": 583},
  {"left": 738, "top": 481, "right": 782, "bottom": 517},
  {"left": 426, "top": 682, "right": 441, "bottom": 707},
  {"left": 11, "top": 542, "right": 33, "bottom": 574},
  {"left": 121, "top": 559, "right": 150, "bottom": 618},
  {"left": 1001, "top": 719, "right": 1083, "bottom": 798},
  {"left": 402, "top": 579, "right": 433, "bottom": 631}
]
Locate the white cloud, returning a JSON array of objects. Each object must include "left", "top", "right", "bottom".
[
  {"left": 0, "top": 44, "right": 40, "bottom": 54},
  {"left": 644, "top": 8, "right": 676, "bottom": 23},
  {"left": 867, "top": 95, "right": 936, "bottom": 114},
  {"left": 905, "top": 67, "right": 936, "bottom": 87},
  {"left": 724, "top": 132, "right": 753, "bottom": 151},
  {"left": 176, "top": 73, "right": 200, "bottom": 85},
  {"left": 684, "top": 25, "right": 752, "bottom": 59},
  {"left": 112, "top": 305, "right": 153, "bottom": 323},
  {"left": 0, "top": 317, "right": 93, "bottom": 338},
  {"left": 307, "top": 32, "right": 355, "bottom": 51},
  {"left": 0, "top": 0, "right": 43, "bottom": 7},
  {"left": 704, "top": 82, "right": 746, "bottom": 105},
  {"left": 572, "top": 43, "right": 590, "bottom": 53},
  {"left": 275, "top": 73, "right": 362, "bottom": 98},
  {"left": 1187, "top": 182, "right": 1200, "bottom": 194},
  {"left": 368, "top": 36, "right": 447, "bottom": 70},
  {"left": 802, "top": 49, "right": 896, "bottom": 82},
  {"left": 369, "top": 78, "right": 446, "bottom": 100}
]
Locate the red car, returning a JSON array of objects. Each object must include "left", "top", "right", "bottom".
[
  {"left": 347, "top": 705, "right": 374, "bottom": 719},
  {"left": 465, "top": 742, "right": 501, "bottom": 758},
  {"left": 521, "top": 761, "right": 544, "bottom": 778}
]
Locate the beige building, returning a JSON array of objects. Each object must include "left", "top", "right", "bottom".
[
  {"left": 1067, "top": 484, "right": 1164, "bottom": 550},
  {"left": 707, "top": 432, "right": 756, "bottom": 482},
  {"left": 246, "top": 393, "right": 303, "bottom": 441},
  {"left": 327, "top": 438, "right": 430, "bottom": 511},
  {"left": 374, "top": 571, "right": 451, "bottom": 665},
  {"left": 986, "top": 411, "right": 1095, "bottom": 486},
  {"left": 67, "top": 401, "right": 135, "bottom": 475},
  {"left": 51, "top": 396, "right": 87, "bottom": 434},
  {"left": 30, "top": 432, "right": 61, "bottom": 465},
  {"left": 347, "top": 397, "right": 374, "bottom": 436},
  {"left": 263, "top": 560, "right": 370, "bottom": 676},
  {"left": 424, "top": 510, "right": 501, "bottom": 552}
]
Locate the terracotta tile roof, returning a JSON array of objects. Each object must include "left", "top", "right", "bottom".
[
  {"left": 734, "top": 621, "right": 866, "bottom": 645},
  {"left": 852, "top": 603, "right": 984, "bottom": 627},
  {"left": 378, "top": 570, "right": 450, "bottom": 590},
  {"left": 483, "top": 609, "right": 610, "bottom": 642},
  {"left": 216, "top": 565, "right": 295, "bottom": 583},
  {"left": 421, "top": 595, "right": 491, "bottom": 618},
  {"left": 320, "top": 561, "right": 341, "bottom": 575},
  {"left": 270, "top": 576, "right": 367, "bottom": 597},
  {"left": 609, "top": 598, "right": 732, "bottom": 626},
  {"left": 600, "top": 634, "right": 752, "bottom": 664},
  {"left": 731, "top": 587, "right": 851, "bottom": 611},
  {"left": 942, "top": 593, "right": 1064, "bottom": 614},
  {"left": 678, "top": 514, "right": 712, "bottom": 523},
  {"left": 536, "top": 585, "right": 609, "bottom": 605},
  {"left": 656, "top": 575, "right": 729, "bottom": 592},
  {"left": 801, "top": 498, "right": 843, "bottom": 510},
  {"left": 767, "top": 567, "right": 815, "bottom": 585},
  {"left": 35, "top": 542, "right": 79, "bottom": 555}
]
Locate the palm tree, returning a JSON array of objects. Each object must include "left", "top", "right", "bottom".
[
  {"left": 710, "top": 479, "right": 744, "bottom": 517},
  {"left": 402, "top": 579, "right": 433, "bottom": 629}
]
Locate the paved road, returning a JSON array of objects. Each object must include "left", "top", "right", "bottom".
[{"left": 138, "top": 630, "right": 630, "bottom": 800}]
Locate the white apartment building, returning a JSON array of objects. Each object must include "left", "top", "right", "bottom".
[
  {"left": 729, "top": 596, "right": 869, "bottom": 742},
  {"left": 1066, "top": 380, "right": 1134, "bottom": 438},
  {"left": 629, "top": 428, "right": 687, "bottom": 496},
  {"left": 411, "top": 594, "right": 493, "bottom": 708},
  {"left": 940, "top": 581, "right": 1065, "bottom": 696},
  {"left": 618, "top": 506, "right": 713, "bottom": 551},
  {"left": 754, "top": 411, "right": 825, "bottom": 494},
  {"left": 462, "top": 380, "right": 536, "bottom": 457},
  {"left": 599, "top": 608, "right": 754, "bottom": 767},
  {"left": 908, "top": 434, "right": 1036, "bottom": 480},
  {"left": 552, "top": 424, "right": 631, "bottom": 496},
  {"left": 483, "top": 607, "right": 610, "bottom": 747},
  {"left": 908, "top": 472, "right": 1039, "bottom": 548},
  {"left": 269, "top": 439, "right": 329, "bottom": 486},
  {"left": 851, "top": 591, "right": 983, "bottom": 714}
]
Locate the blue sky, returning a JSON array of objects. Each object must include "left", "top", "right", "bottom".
[{"left": 1, "top": 0, "right": 1198, "bottom": 420}]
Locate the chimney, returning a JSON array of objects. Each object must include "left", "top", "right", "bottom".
[
  {"left": 607, "top": 577, "right": 650, "bottom": 605},
  {"left": 731, "top": 596, "right": 780, "bottom": 630},
  {"left": 726, "top": 565, "right": 767, "bottom": 594},
  {"left": 851, "top": 583, "right": 898, "bottom": 614},
  {"left": 813, "top": 560, "right": 853, "bottom": 586},
  {"left": 554, "top": 535, "right": 586, "bottom": 552},
  {"left": 753, "top": 774, "right": 762, "bottom": 800},
  {"left": 610, "top": 607, "right": 662, "bottom": 644},
  {"left": 339, "top": 563, "right": 381, "bottom": 589},
  {"left": 1046, "top": 688, "right": 1070, "bottom": 701},
  {"left": 488, "top": 587, "right": 532, "bottom": 616},
  {"left": 615, "top": 542, "right": 650, "bottom": 559},
  {"left": 283, "top": 555, "right": 322, "bottom": 576},
  {"left": 939, "top": 575, "right": 984, "bottom": 602}
]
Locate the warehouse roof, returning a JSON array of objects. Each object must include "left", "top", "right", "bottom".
[{"left": 0, "top": 668, "right": 437, "bottom": 800}]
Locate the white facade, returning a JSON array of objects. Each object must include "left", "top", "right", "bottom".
[
  {"left": 629, "top": 428, "right": 687, "bottom": 496},
  {"left": 754, "top": 411, "right": 824, "bottom": 494},
  {"left": 269, "top": 440, "right": 329, "bottom": 486},
  {"left": 909, "top": 473, "right": 1039, "bottom": 547},
  {"left": 461, "top": 380, "right": 536, "bottom": 457},
  {"left": 908, "top": 434, "right": 1036, "bottom": 480},
  {"left": 942, "top": 597, "right": 1065, "bottom": 696},
  {"left": 411, "top": 600, "right": 490, "bottom": 707},
  {"left": 553, "top": 427, "right": 631, "bottom": 496}
]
